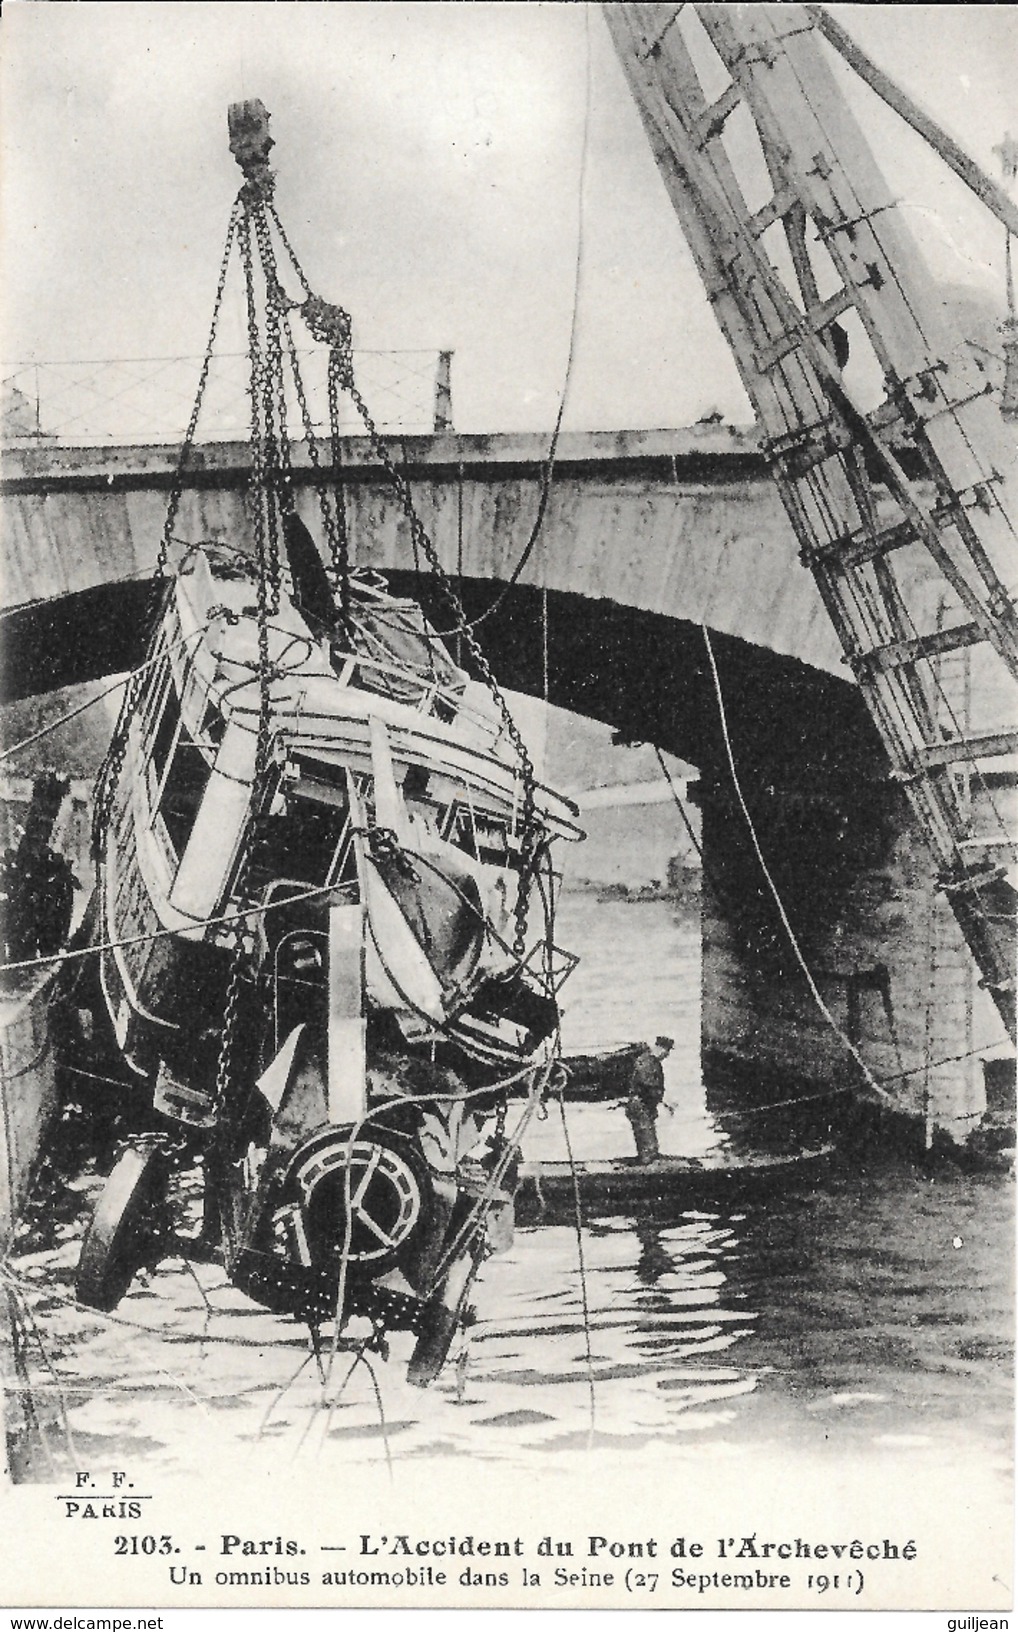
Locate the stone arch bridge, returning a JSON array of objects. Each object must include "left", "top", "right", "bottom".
[{"left": 2, "top": 427, "right": 1008, "bottom": 1143}]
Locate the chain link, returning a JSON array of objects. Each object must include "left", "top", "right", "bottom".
[
  {"left": 91, "top": 667, "right": 144, "bottom": 856},
  {"left": 252, "top": 203, "right": 296, "bottom": 617},
  {"left": 94, "top": 202, "right": 243, "bottom": 860},
  {"left": 327, "top": 351, "right": 352, "bottom": 631},
  {"left": 493, "top": 1096, "right": 508, "bottom": 1145},
  {"left": 275, "top": 298, "right": 348, "bottom": 616},
  {"left": 362, "top": 824, "right": 420, "bottom": 882},
  {"left": 257, "top": 199, "right": 353, "bottom": 617},
  {"left": 239, "top": 210, "right": 273, "bottom": 697},
  {"left": 159, "top": 202, "right": 243, "bottom": 578},
  {"left": 213, "top": 196, "right": 290, "bottom": 1123},
  {"left": 248, "top": 213, "right": 285, "bottom": 617},
  {"left": 265, "top": 200, "right": 314, "bottom": 299}
]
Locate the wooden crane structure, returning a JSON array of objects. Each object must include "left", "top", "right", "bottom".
[{"left": 607, "top": 3, "right": 1018, "bottom": 1043}]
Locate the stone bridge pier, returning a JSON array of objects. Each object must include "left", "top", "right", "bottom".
[
  {"left": 695, "top": 753, "right": 1011, "bottom": 1153},
  {"left": 459, "top": 579, "right": 1010, "bottom": 1153}
]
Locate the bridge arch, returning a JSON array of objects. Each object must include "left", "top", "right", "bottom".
[{"left": 1, "top": 426, "right": 849, "bottom": 705}]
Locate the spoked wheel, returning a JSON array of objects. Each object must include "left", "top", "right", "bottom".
[
  {"left": 76, "top": 1142, "right": 171, "bottom": 1312},
  {"left": 287, "top": 1126, "right": 432, "bottom": 1279},
  {"left": 406, "top": 1245, "right": 482, "bottom": 1388}
]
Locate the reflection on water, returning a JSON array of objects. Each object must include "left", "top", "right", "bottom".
[{"left": 4, "top": 895, "right": 1013, "bottom": 1484}]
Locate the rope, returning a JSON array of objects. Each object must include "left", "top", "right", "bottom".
[
  {"left": 0, "top": 1036, "right": 52, "bottom": 1085},
  {"left": 0, "top": 1264, "right": 306, "bottom": 1350},
  {"left": 0, "top": 878, "right": 349, "bottom": 976},
  {"left": 652, "top": 744, "right": 703, "bottom": 862},
  {"left": 0, "top": 623, "right": 213, "bottom": 765},
  {"left": 438, "top": 6, "right": 593, "bottom": 636},
  {"left": 555, "top": 1085, "right": 597, "bottom": 1447}
]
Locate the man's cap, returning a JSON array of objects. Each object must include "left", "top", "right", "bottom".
[{"left": 655, "top": 1035, "right": 674, "bottom": 1050}]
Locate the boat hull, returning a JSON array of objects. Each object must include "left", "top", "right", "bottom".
[{"left": 515, "top": 1145, "right": 836, "bottom": 1219}]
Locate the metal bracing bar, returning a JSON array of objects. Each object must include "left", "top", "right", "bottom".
[
  {"left": 870, "top": 551, "right": 941, "bottom": 735},
  {"left": 941, "top": 864, "right": 1010, "bottom": 896},
  {"left": 766, "top": 414, "right": 854, "bottom": 478},
  {"left": 814, "top": 202, "right": 899, "bottom": 241}
]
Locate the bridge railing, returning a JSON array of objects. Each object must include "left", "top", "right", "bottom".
[{"left": 0, "top": 349, "right": 453, "bottom": 447}]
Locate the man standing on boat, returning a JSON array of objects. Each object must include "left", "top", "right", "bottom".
[{"left": 625, "top": 1036, "right": 674, "bottom": 1163}]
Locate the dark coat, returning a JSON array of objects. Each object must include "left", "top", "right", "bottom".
[{"left": 627, "top": 1047, "right": 665, "bottom": 1111}]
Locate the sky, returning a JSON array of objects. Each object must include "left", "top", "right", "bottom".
[{"left": 1, "top": 3, "right": 1015, "bottom": 435}]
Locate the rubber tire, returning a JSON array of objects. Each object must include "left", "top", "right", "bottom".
[{"left": 76, "top": 1144, "right": 168, "bottom": 1312}]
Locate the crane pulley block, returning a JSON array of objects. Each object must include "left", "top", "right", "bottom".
[{"left": 228, "top": 99, "right": 275, "bottom": 198}]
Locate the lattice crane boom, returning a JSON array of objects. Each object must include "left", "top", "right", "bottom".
[{"left": 606, "top": 2, "right": 1018, "bottom": 1040}]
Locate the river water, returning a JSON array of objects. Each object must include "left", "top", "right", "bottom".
[{"left": 6, "top": 893, "right": 1014, "bottom": 1530}]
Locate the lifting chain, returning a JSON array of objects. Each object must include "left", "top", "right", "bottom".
[
  {"left": 94, "top": 205, "right": 243, "bottom": 859},
  {"left": 339, "top": 366, "right": 539, "bottom": 959},
  {"left": 253, "top": 205, "right": 297, "bottom": 565},
  {"left": 362, "top": 824, "right": 420, "bottom": 882},
  {"left": 91, "top": 666, "right": 146, "bottom": 857},
  {"left": 274, "top": 290, "right": 351, "bottom": 630},
  {"left": 158, "top": 201, "right": 243, "bottom": 582},
  {"left": 327, "top": 350, "right": 352, "bottom": 632},
  {"left": 238, "top": 209, "right": 276, "bottom": 704},
  {"left": 301, "top": 294, "right": 354, "bottom": 373},
  {"left": 240, "top": 207, "right": 286, "bottom": 619},
  {"left": 213, "top": 192, "right": 291, "bottom": 1126},
  {"left": 267, "top": 202, "right": 354, "bottom": 626},
  {"left": 256, "top": 197, "right": 354, "bottom": 630},
  {"left": 493, "top": 1095, "right": 508, "bottom": 1147},
  {"left": 261, "top": 194, "right": 539, "bottom": 958}
]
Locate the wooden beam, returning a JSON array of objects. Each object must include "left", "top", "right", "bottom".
[
  {"left": 917, "top": 729, "right": 1018, "bottom": 770},
  {"left": 855, "top": 621, "right": 984, "bottom": 676},
  {"left": 328, "top": 904, "right": 367, "bottom": 1125}
]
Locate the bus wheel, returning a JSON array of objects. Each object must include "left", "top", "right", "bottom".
[{"left": 76, "top": 1141, "right": 170, "bottom": 1312}]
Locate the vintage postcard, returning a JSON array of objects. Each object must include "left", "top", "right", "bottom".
[{"left": 0, "top": 1, "right": 1014, "bottom": 1617}]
